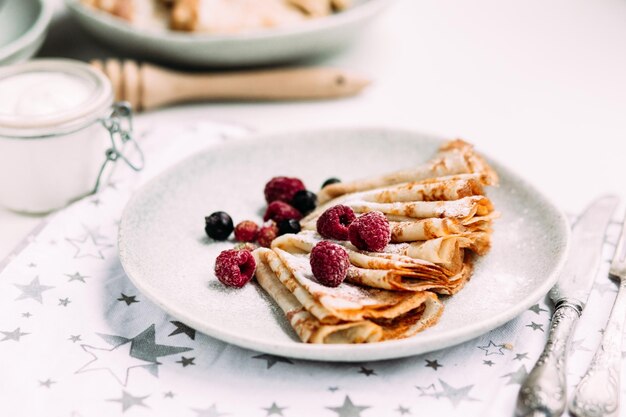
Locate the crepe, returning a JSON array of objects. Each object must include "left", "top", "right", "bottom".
[
  {"left": 317, "top": 139, "right": 498, "bottom": 204},
  {"left": 271, "top": 231, "right": 473, "bottom": 293},
  {"left": 247, "top": 139, "right": 497, "bottom": 344},
  {"left": 253, "top": 249, "right": 382, "bottom": 343},
  {"left": 389, "top": 214, "right": 495, "bottom": 242},
  {"left": 253, "top": 248, "right": 444, "bottom": 342}
]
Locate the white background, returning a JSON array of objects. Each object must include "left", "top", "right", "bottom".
[{"left": 2, "top": 0, "right": 626, "bottom": 257}]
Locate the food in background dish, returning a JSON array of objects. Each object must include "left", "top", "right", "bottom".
[{"left": 81, "top": 0, "right": 352, "bottom": 33}]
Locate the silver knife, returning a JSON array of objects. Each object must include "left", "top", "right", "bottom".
[{"left": 516, "top": 195, "right": 619, "bottom": 417}]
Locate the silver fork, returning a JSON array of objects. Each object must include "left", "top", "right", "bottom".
[{"left": 570, "top": 214, "right": 626, "bottom": 417}]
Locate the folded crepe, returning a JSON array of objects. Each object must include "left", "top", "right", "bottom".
[
  {"left": 271, "top": 231, "right": 472, "bottom": 293},
  {"left": 253, "top": 247, "right": 444, "bottom": 343},
  {"left": 389, "top": 214, "right": 495, "bottom": 242},
  {"left": 317, "top": 139, "right": 498, "bottom": 204}
]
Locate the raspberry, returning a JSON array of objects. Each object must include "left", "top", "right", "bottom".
[
  {"left": 316, "top": 205, "right": 356, "bottom": 241},
  {"left": 214, "top": 249, "right": 256, "bottom": 288},
  {"left": 348, "top": 211, "right": 391, "bottom": 252},
  {"left": 310, "top": 241, "right": 350, "bottom": 287},
  {"left": 263, "top": 201, "right": 302, "bottom": 223},
  {"left": 234, "top": 220, "right": 259, "bottom": 243},
  {"left": 257, "top": 222, "right": 279, "bottom": 248},
  {"left": 264, "top": 176, "right": 305, "bottom": 204}
]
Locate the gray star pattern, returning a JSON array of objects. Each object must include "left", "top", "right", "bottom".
[
  {"left": 177, "top": 356, "right": 195, "bottom": 367},
  {"left": 358, "top": 366, "right": 376, "bottom": 376},
  {"left": 477, "top": 341, "right": 505, "bottom": 356},
  {"left": 117, "top": 293, "right": 139, "bottom": 306},
  {"left": 427, "top": 379, "right": 479, "bottom": 407},
  {"left": 415, "top": 384, "right": 436, "bottom": 395},
  {"left": 328, "top": 386, "right": 339, "bottom": 392},
  {"left": 108, "top": 390, "right": 149, "bottom": 412},
  {"left": 59, "top": 298, "right": 71, "bottom": 307},
  {"left": 66, "top": 234, "right": 112, "bottom": 260},
  {"left": 253, "top": 354, "right": 294, "bottom": 369},
  {"left": 526, "top": 322, "right": 544, "bottom": 332},
  {"left": 69, "top": 335, "right": 82, "bottom": 343},
  {"left": 192, "top": 404, "right": 227, "bottom": 417},
  {"left": 263, "top": 402, "right": 287, "bottom": 416},
  {"left": 22, "top": 312, "right": 32, "bottom": 318},
  {"left": 327, "top": 396, "right": 370, "bottom": 417},
  {"left": 98, "top": 324, "right": 192, "bottom": 377},
  {"left": 39, "top": 379, "right": 56, "bottom": 388},
  {"left": 396, "top": 405, "right": 410, "bottom": 415},
  {"left": 168, "top": 321, "right": 196, "bottom": 340},
  {"left": 164, "top": 391, "right": 175, "bottom": 398},
  {"left": 514, "top": 353, "right": 529, "bottom": 361},
  {"left": 425, "top": 359, "right": 442, "bottom": 370},
  {"left": 66, "top": 272, "right": 88, "bottom": 283},
  {"left": 1, "top": 327, "right": 29, "bottom": 342},
  {"left": 14, "top": 276, "right": 54, "bottom": 303},
  {"left": 502, "top": 365, "right": 529, "bottom": 385},
  {"left": 483, "top": 360, "right": 495, "bottom": 366},
  {"left": 528, "top": 304, "right": 548, "bottom": 315}
]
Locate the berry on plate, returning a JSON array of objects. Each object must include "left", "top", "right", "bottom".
[
  {"left": 310, "top": 241, "right": 350, "bottom": 287},
  {"left": 214, "top": 249, "right": 256, "bottom": 288},
  {"left": 234, "top": 220, "right": 259, "bottom": 242},
  {"left": 291, "top": 190, "right": 317, "bottom": 215},
  {"left": 316, "top": 204, "right": 356, "bottom": 241},
  {"left": 264, "top": 201, "right": 303, "bottom": 223},
  {"left": 257, "top": 222, "right": 279, "bottom": 248},
  {"left": 277, "top": 219, "right": 302, "bottom": 235},
  {"left": 205, "top": 211, "right": 234, "bottom": 241},
  {"left": 321, "top": 177, "right": 341, "bottom": 188},
  {"left": 348, "top": 211, "right": 391, "bottom": 252},
  {"left": 264, "top": 176, "right": 305, "bottom": 204}
]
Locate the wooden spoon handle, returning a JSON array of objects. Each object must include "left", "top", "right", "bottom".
[{"left": 91, "top": 59, "right": 371, "bottom": 111}]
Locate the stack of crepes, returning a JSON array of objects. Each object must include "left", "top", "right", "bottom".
[{"left": 252, "top": 140, "right": 499, "bottom": 344}]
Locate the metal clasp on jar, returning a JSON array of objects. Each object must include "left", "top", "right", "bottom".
[{"left": 93, "top": 102, "right": 145, "bottom": 193}]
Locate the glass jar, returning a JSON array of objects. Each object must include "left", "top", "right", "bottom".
[{"left": 0, "top": 59, "right": 143, "bottom": 213}]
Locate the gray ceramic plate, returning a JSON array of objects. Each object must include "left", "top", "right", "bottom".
[
  {"left": 118, "top": 128, "right": 570, "bottom": 362},
  {"left": 65, "top": 0, "right": 392, "bottom": 67},
  {"left": 0, "top": 0, "right": 51, "bottom": 65}
]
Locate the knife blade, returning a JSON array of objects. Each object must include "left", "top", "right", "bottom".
[
  {"left": 549, "top": 196, "right": 620, "bottom": 310},
  {"left": 516, "top": 195, "right": 619, "bottom": 417}
]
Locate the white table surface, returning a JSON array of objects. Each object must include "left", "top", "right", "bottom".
[{"left": 2, "top": 0, "right": 626, "bottom": 258}]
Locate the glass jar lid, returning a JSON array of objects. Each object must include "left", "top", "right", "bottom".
[{"left": 0, "top": 59, "right": 113, "bottom": 138}]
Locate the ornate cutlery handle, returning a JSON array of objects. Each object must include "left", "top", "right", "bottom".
[
  {"left": 516, "top": 302, "right": 581, "bottom": 417},
  {"left": 569, "top": 280, "right": 626, "bottom": 417}
]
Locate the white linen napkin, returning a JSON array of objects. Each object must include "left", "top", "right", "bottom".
[{"left": 0, "top": 118, "right": 623, "bottom": 417}]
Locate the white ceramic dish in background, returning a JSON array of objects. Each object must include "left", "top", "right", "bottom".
[
  {"left": 65, "top": 0, "right": 392, "bottom": 67},
  {"left": 118, "top": 128, "right": 570, "bottom": 362},
  {"left": 0, "top": 0, "right": 52, "bottom": 65}
]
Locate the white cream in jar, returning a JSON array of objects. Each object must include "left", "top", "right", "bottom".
[
  {"left": 0, "top": 59, "right": 139, "bottom": 214},
  {"left": 0, "top": 72, "right": 93, "bottom": 118}
]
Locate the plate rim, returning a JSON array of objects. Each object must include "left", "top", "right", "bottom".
[{"left": 118, "top": 127, "right": 571, "bottom": 362}]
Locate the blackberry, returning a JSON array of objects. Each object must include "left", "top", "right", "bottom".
[
  {"left": 322, "top": 178, "right": 341, "bottom": 188},
  {"left": 291, "top": 190, "right": 317, "bottom": 215},
  {"left": 277, "top": 219, "right": 302, "bottom": 236},
  {"left": 204, "top": 211, "right": 234, "bottom": 241}
]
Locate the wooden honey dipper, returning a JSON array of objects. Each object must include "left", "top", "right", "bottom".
[{"left": 90, "top": 59, "right": 371, "bottom": 111}]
